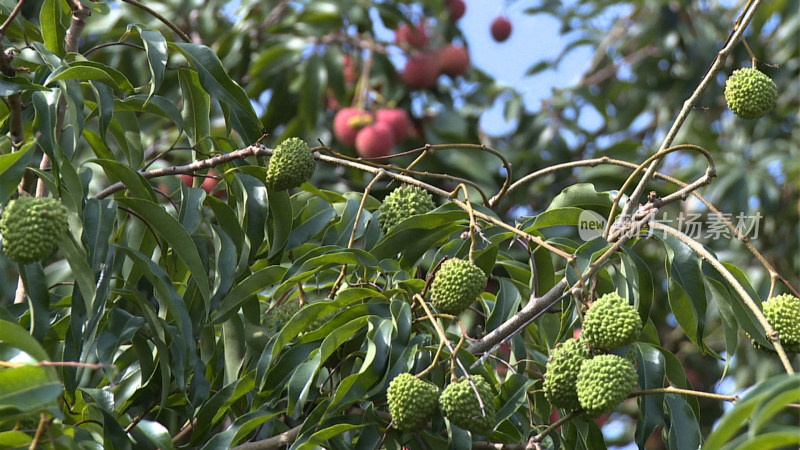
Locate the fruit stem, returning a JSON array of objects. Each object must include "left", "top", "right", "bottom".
[
  {"left": 532, "top": 410, "right": 580, "bottom": 442},
  {"left": 452, "top": 184, "right": 478, "bottom": 263}
]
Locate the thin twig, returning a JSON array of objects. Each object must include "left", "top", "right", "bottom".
[
  {"left": 119, "top": 0, "right": 191, "bottom": 42},
  {"left": 630, "top": 386, "right": 738, "bottom": 402},
  {"left": 0, "top": 0, "right": 26, "bottom": 36}
]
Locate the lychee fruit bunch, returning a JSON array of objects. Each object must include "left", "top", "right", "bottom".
[
  {"left": 544, "top": 338, "right": 591, "bottom": 411},
  {"left": 266, "top": 137, "right": 315, "bottom": 191},
  {"left": 440, "top": 375, "right": 495, "bottom": 435},
  {"left": 430, "top": 258, "right": 487, "bottom": 315},
  {"left": 581, "top": 292, "right": 642, "bottom": 352},
  {"left": 758, "top": 294, "right": 800, "bottom": 353},
  {"left": 377, "top": 185, "right": 435, "bottom": 233},
  {"left": 0, "top": 196, "right": 67, "bottom": 264},
  {"left": 387, "top": 373, "right": 440, "bottom": 431},
  {"left": 724, "top": 67, "right": 777, "bottom": 119},
  {"left": 576, "top": 354, "right": 637, "bottom": 418}
]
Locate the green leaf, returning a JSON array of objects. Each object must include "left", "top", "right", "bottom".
[
  {"left": 635, "top": 343, "right": 665, "bottom": 447},
  {"left": 0, "top": 75, "right": 49, "bottom": 96},
  {"left": 39, "top": 0, "right": 67, "bottom": 55},
  {"left": 267, "top": 188, "right": 292, "bottom": 259},
  {"left": 124, "top": 25, "right": 168, "bottom": 103},
  {"left": 48, "top": 61, "right": 135, "bottom": 92},
  {"left": 0, "top": 365, "right": 62, "bottom": 416},
  {"left": 171, "top": 42, "right": 262, "bottom": 144},
  {"left": 0, "top": 144, "right": 33, "bottom": 204},
  {"left": 115, "top": 198, "right": 211, "bottom": 306},
  {"left": 89, "top": 159, "right": 157, "bottom": 202},
  {"left": 178, "top": 68, "right": 212, "bottom": 152},
  {"left": 0, "top": 319, "right": 52, "bottom": 361},
  {"left": 664, "top": 394, "right": 701, "bottom": 450},
  {"left": 212, "top": 266, "right": 286, "bottom": 324}
]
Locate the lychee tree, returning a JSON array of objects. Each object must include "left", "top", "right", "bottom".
[{"left": 0, "top": 0, "right": 797, "bottom": 449}]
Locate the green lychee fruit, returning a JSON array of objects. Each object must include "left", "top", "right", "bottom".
[
  {"left": 759, "top": 294, "right": 800, "bottom": 353},
  {"left": 430, "top": 258, "right": 487, "bottom": 315},
  {"left": 377, "top": 184, "right": 435, "bottom": 233},
  {"left": 544, "top": 338, "right": 591, "bottom": 411},
  {"left": 724, "top": 67, "right": 777, "bottom": 119},
  {"left": 582, "top": 293, "right": 642, "bottom": 352},
  {"left": 386, "top": 373, "right": 439, "bottom": 431},
  {"left": 0, "top": 196, "right": 67, "bottom": 264},
  {"left": 439, "top": 375, "right": 495, "bottom": 435},
  {"left": 266, "top": 137, "right": 315, "bottom": 191},
  {"left": 576, "top": 354, "right": 637, "bottom": 418}
]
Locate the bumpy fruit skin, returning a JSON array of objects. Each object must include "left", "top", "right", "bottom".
[
  {"left": 387, "top": 373, "right": 439, "bottom": 431},
  {"left": 576, "top": 354, "right": 637, "bottom": 418},
  {"left": 724, "top": 68, "right": 777, "bottom": 119},
  {"left": 266, "top": 137, "right": 315, "bottom": 191},
  {"left": 0, "top": 196, "right": 67, "bottom": 264},
  {"left": 544, "top": 338, "right": 591, "bottom": 411},
  {"left": 377, "top": 185, "right": 435, "bottom": 233},
  {"left": 430, "top": 258, "right": 487, "bottom": 315},
  {"left": 440, "top": 376, "right": 495, "bottom": 434},
  {"left": 762, "top": 294, "right": 800, "bottom": 353},
  {"left": 582, "top": 293, "right": 642, "bottom": 351}
]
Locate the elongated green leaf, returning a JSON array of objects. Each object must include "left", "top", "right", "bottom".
[
  {"left": 0, "top": 320, "right": 51, "bottom": 362},
  {"left": 115, "top": 198, "right": 210, "bottom": 305},
  {"left": 48, "top": 62, "right": 135, "bottom": 92},
  {"left": 171, "top": 42, "right": 262, "bottom": 143},
  {"left": 0, "top": 365, "right": 62, "bottom": 415},
  {"left": 0, "top": 75, "right": 49, "bottom": 96},
  {"left": 664, "top": 393, "right": 701, "bottom": 450},
  {"left": 635, "top": 343, "right": 665, "bottom": 447},
  {"left": 212, "top": 266, "right": 286, "bottom": 324},
  {"left": 39, "top": 0, "right": 67, "bottom": 55},
  {"left": 0, "top": 144, "right": 33, "bottom": 204},
  {"left": 125, "top": 25, "right": 167, "bottom": 103},
  {"left": 178, "top": 68, "right": 212, "bottom": 152}
]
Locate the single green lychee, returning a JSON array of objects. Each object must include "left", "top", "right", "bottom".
[
  {"left": 724, "top": 67, "right": 777, "bottom": 119},
  {"left": 582, "top": 293, "right": 642, "bottom": 352},
  {"left": 387, "top": 373, "right": 439, "bottom": 431},
  {"left": 266, "top": 137, "right": 315, "bottom": 191},
  {"left": 576, "top": 354, "right": 637, "bottom": 418},
  {"left": 544, "top": 338, "right": 591, "bottom": 411},
  {"left": 377, "top": 185, "right": 435, "bottom": 233},
  {"left": 430, "top": 258, "right": 487, "bottom": 315},
  {"left": 439, "top": 375, "right": 495, "bottom": 435},
  {"left": 0, "top": 196, "right": 67, "bottom": 264},
  {"left": 753, "top": 294, "right": 800, "bottom": 353}
]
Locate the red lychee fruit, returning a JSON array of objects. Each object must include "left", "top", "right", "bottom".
[
  {"left": 355, "top": 122, "right": 395, "bottom": 158},
  {"left": 376, "top": 108, "right": 411, "bottom": 143},
  {"left": 202, "top": 175, "right": 219, "bottom": 195},
  {"left": 437, "top": 44, "right": 470, "bottom": 77},
  {"left": 401, "top": 53, "right": 439, "bottom": 90},
  {"left": 446, "top": 0, "right": 466, "bottom": 20},
  {"left": 180, "top": 173, "right": 194, "bottom": 187},
  {"left": 491, "top": 16, "right": 512, "bottom": 42},
  {"left": 395, "top": 22, "right": 428, "bottom": 48},
  {"left": 333, "top": 107, "right": 372, "bottom": 146}
]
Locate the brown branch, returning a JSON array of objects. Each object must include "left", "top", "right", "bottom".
[{"left": 0, "top": 0, "right": 26, "bottom": 36}]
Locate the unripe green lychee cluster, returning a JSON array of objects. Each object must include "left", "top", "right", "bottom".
[
  {"left": 388, "top": 373, "right": 495, "bottom": 435},
  {"left": 544, "top": 293, "right": 642, "bottom": 417},
  {"left": 266, "top": 137, "right": 316, "bottom": 191},
  {"left": 0, "top": 196, "right": 68, "bottom": 264},
  {"left": 582, "top": 292, "right": 643, "bottom": 352},
  {"left": 387, "top": 373, "right": 440, "bottom": 431},
  {"left": 751, "top": 294, "right": 800, "bottom": 353},
  {"left": 377, "top": 184, "right": 436, "bottom": 233},
  {"left": 543, "top": 338, "right": 591, "bottom": 411},
  {"left": 724, "top": 67, "right": 777, "bottom": 120},
  {"left": 430, "top": 258, "right": 487, "bottom": 315},
  {"left": 439, "top": 375, "right": 495, "bottom": 435}
]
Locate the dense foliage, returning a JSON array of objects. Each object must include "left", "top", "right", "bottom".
[{"left": 0, "top": 0, "right": 797, "bottom": 449}]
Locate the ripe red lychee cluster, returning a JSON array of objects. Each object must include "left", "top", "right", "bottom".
[
  {"left": 395, "top": 19, "right": 472, "bottom": 91},
  {"left": 491, "top": 16, "right": 512, "bottom": 42},
  {"left": 333, "top": 107, "right": 411, "bottom": 158}
]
